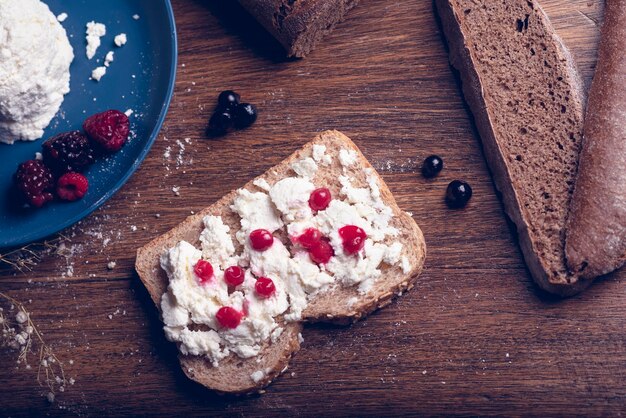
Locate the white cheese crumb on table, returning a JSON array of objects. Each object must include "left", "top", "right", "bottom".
[{"left": 57, "top": 13, "right": 68, "bottom": 22}]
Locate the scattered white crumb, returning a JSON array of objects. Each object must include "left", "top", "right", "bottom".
[
  {"left": 57, "top": 13, "right": 68, "bottom": 22},
  {"left": 15, "top": 311, "right": 28, "bottom": 324},
  {"left": 125, "top": 109, "right": 134, "bottom": 117},
  {"left": 422, "top": 370, "right": 427, "bottom": 375},
  {"left": 69, "top": 378, "right": 76, "bottom": 385},
  {"left": 108, "top": 315, "right": 113, "bottom": 320},
  {"left": 506, "top": 353, "right": 510, "bottom": 358},
  {"left": 130, "top": 225, "right": 137, "bottom": 232},
  {"left": 291, "top": 372, "right": 295, "bottom": 377},
  {"left": 297, "top": 333, "right": 304, "bottom": 344},
  {"left": 91, "top": 66, "right": 106, "bottom": 82},
  {"left": 114, "top": 33, "right": 127, "bottom": 47},
  {"left": 34, "top": 152, "right": 43, "bottom": 160},
  {"left": 155, "top": 213, "right": 161, "bottom": 218},
  {"left": 69, "top": 360, "right": 74, "bottom": 365},
  {"left": 107, "top": 261, "right": 116, "bottom": 270},
  {"left": 47, "top": 392, "right": 55, "bottom": 403},
  {"left": 132, "top": 14, "right": 140, "bottom": 20},
  {"left": 250, "top": 370, "right": 265, "bottom": 383},
  {"left": 104, "top": 51, "right": 114, "bottom": 67},
  {"left": 172, "top": 186, "right": 180, "bottom": 196},
  {"left": 86, "top": 21, "right": 106, "bottom": 59}
]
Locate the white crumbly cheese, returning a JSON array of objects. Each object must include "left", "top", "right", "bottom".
[
  {"left": 104, "top": 51, "right": 114, "bottom": 67},
  {"left": 269, "top": 177, "right": 315, "bottom": 223},
  {"left": 231, "top": 189, "right": 283, "bottom": 244},
  {"left": 161, "top": 151, "right": 413, "bottom": 364},
  {"left": 56, "top": 13, "right": 68, "bottom": 22},
  {"left": 114, "top": 33, "right": 127, "bottom": 47},
  {"left": 199, "top": 215, "right": 237, "bottom": 269},
  {"left": 339, "top": 149, "right": 358, "bottom": 167},
  {"left": 0, "top": 0, "right": 74, "bottom": 143},
  {"left": 124, "top": 109, "right": 134, "bottom": 117},
  {"left": 250, "top": 370, "right": 265, "bottom": 383},
  {"left": 91, "top": 66, "right": 106, "bottom": 82},
  {"left": 85, "top": 21, "right": 106, "bottom": 59},
  {"left": 312, "top": 144, "right": 332, "bottom": 165},
  {"left": 253, "top": 178, "right": 272, "bottom": 192},
  {"left": 132, "top": 14, "right": 140, "bottom": 20},
  {"left": 291, "top": 157, "right": 318, "bottom": 178}
]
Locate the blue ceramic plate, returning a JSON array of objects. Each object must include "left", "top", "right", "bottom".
[{"left": 0, "top": 0, "right": 177, "bottom": 248}]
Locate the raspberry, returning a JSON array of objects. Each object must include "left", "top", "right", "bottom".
[
  {"left": 83, "top": 110, "right": 130, "bottom": 152},
  {"left": 14, "top": 160, "right": 55, "bottom": 208},
  {"left": 56, "top": 173, "right": 89, "bottom": 201},
  {"left": 42, "top": 131, "right": 94, "bottom": 174}
]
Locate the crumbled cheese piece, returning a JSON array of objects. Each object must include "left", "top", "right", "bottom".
[
  {"left": 107, "top": 261, "right": 116, "bottom": 270},
  {"left": 172, "top": 186, "right": 180, "bottom": 196},
  {"left": 253, "top": 178, "right": 271, "bottom": 192},
  {"left": 132, "top": 14, "right": 140, "bottom": 20},
  {"left": 35, "top": 152, "right": 43, "bottom": 160},
  {"left": 104, "top": 51, "right": 114, "bottom": 67},
  {"left": 85, "top": 21, "right": 106, "bottom": 59},
  {"left": 91, "top": 66, "right": 106, "bottom": 82},
  {"left": 297, "top": 333, "right": 304, "bottom": 344},
  {"left": 250, "top": 370, "right": 265, "bottom": 383},
  {"left": 57, "top": 13, "right": 68, "bottom": 22},
  {"left": 339, "top": 148, "right": 358, "bottom": 167},
  {"left": 114, "top": 33, "right": 127, "bottom": 47},
  {"left": 312, "top": 144, "right": 332, "bottom": 165},
  {"left": 291, "top": 157, "right": 318, "bottom": 178},
  {"left": 124, "top": 109, "right": 134, "bottom": 117}
]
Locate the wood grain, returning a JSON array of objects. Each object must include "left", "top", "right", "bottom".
[{"left": 1, "top": 0, "right": 620, "bottom": 416}]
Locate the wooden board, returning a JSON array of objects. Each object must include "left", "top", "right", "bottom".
[{"left": 2, "top": 0, "right": 623, "bottom": 415}]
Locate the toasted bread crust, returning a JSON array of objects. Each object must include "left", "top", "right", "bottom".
[{"left": 135, "top": 130, "right": 425, "bottom": 393}]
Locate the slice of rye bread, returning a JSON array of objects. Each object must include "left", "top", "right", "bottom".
[
  {"left": 135, "top": 130, "right": 426, "bottom": 393},
  {"left": 237, "top": 0, "right": 360, "bottom": 58},
  {"left": 436, "top": 0, "right": 592, "bottom": 296}
]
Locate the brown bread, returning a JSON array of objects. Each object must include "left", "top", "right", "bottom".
[
  {"left": 135, "top": 130, "right": 425, "bottom": 393},
  {"left": 566, "top": 0, "right": 626, "bottom": 280},
  {"left": 237, "top": 0, "right": 359, "bottom": 57},
  {"left": 435, "top": 0, "right": 592, "bottom": 295}
]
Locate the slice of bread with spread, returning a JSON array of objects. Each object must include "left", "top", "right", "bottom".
[
  {"left": 136, "top": 130, "right": 426, "bottom": 394},
  {"left": 436, "top": 0, "right": 592, "bottom": 296}
]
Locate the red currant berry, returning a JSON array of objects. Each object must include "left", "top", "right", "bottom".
[
  {"left": 216, "top": 306, "right": 243, "bottom": 329},
  {"left": 297, "top": 228, "right": 322, "bottom": 250},
  {"left": 309, "top": 239, "right": 334, "bottom": 264},
  {"left": 339, "top": 225, "right": 367, "bottom": 255},
  {"left": 309, "top": 188, "right": 331, "bottom": 211},
  {"left": 224, "top": 266, "right": 245, "bottom": 286},
  {"left": 194, "top": 260, "right": 214, "bottom": 284},
  {"left": 255, "top": 277, "right": 276, "bottom": 298},
  {"left": 249, "top": 229, "right": 274, "bottom": 251}
]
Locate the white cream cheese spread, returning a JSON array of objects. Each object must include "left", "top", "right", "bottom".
[
  {"left": 0, "top": 0, "right": 74, "bottom": 144},
  {"left": 160, "top": 146, "right": 414, "bottom": 368}
]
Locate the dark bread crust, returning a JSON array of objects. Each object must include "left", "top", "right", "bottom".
[
  {"left": 135, "top": 130, "right": 425, "bottom": 392},
  {"left": 237, "top": 0, "right": 359, "bottom": 57},
  {"left": 435, "top": 0, "right": 592, "bottom": 296},
  {"left": 566, "top": 0, "right": 626, "bottom": 279}
]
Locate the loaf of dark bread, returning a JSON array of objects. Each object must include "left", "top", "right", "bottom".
[
  {"left": 565, "top": 0, "right": 626, "bottom": 280},
  {"left": 237, "top": 0, "right": 359, "bottom": 57},
  {"left": 436, "top": 0, "right": 592, "bottom": 295}
]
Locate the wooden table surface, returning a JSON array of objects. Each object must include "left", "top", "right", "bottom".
[{"left": 2, "top": 0, "right": 623, "bottom": 416}]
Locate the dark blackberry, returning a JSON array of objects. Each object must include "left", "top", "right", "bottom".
[{"left": 42, "top": 131, "right": 94, "bottom": 173}]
